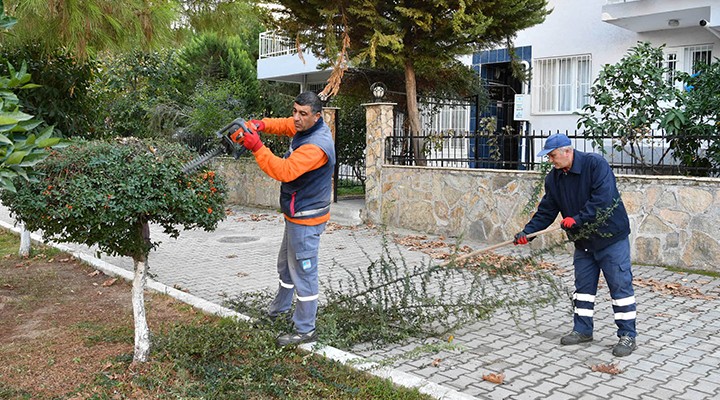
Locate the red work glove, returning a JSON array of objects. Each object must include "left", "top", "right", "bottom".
[
  {"left": 249, "top": 119, "right": 265, "bottom": 132},
  {"left": 240, "top": 128, "right": 263, "bottom": 152},
  {"left": 561, "top": 217, "right": 577, "bottom": 230},
  {"left": 513, "top": 231, "right": 529, "bottom": 245}
]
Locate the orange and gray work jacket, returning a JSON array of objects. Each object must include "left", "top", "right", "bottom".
[{"left": 252, "top": 116, "right": 336, "bottom": 226}]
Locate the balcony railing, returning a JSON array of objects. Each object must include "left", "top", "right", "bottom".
[
  {"left": 259, "top": 31, "right": 296, "bottom": 59},
  {"left": 605, "top": 0, "right": 641, "bottom": 4}
]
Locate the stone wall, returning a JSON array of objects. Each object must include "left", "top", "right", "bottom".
[
  {"left": 214, "top": 157, "right": 279, "bottom": 210},
  {"left": 620, "top": 175, "right": 720, "bottom": 270},
  {"left": 361, "top": 102, "right": 720, "bottom": 272},
  {"left": 376, "top": 165, "right": 720, "bottom": 271}
]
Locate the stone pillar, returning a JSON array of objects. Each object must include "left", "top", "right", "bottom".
[
  {"left": 322, "top": 107, "right": 338, "bottom": 141},
  {"left": 363, "top": 102, "right": 396, "bottom": 224}
]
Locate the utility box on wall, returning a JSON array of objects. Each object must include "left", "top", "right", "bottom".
[{"left": 513, "top": 94, "right": 531, "bottom": 121}]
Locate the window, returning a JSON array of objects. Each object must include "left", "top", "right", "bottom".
[
  {"left": 664, "top": 44, "right": 713, "bottom": 85},
  {"left": 533, "top": 54, "right": 592, "bottom": 113},
  {"left": 686, "top": 45, "right": 712, "bottom": 73},
  {"left": 664, "top": 52, "right": 678, "bottom": 84}
]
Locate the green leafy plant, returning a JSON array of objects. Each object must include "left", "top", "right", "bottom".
[
  {"left": 1, "top": 138, "right": 227, "bottom": 362},
  {"left": 0, "top": 43, "right": 98, "bottom": 137},
  {"left": 331, "top": 93, "right": 367, "bottom": 186},
  {"left": 666, "top": 60, "right": 720, "bottom": 174},
  {"left": 578, "top": 42, "right": 720, "bottom": 176},
  {"left": 576, "top": 42, "right": 677, "bottom": 165},
  {"left": 0, "top": 61, "right": 68, "bottom": 192},
  {"left": 94, "top": 50, "right": 188, "bottom": 140}
]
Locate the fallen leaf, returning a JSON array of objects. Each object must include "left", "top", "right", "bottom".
[
  {"left": 591, "top": 362, "right": 623, "bottom": 374},
  {"left": 101, "top": 278, "right": 118, "bottom": 287},
  {"left": 431, "top": 358, "right": 442, "bottom": 367},
  {"left": 633, "top": 277, "right": 716, "bottom": 300},
  {"left": 482, "top": 372, "right": 505, "bottom": 384},
  {"left": 58, "top": 257, "right": 71, "bottom": 262},
  {"left": 88, "top": 270, "right": 101, "bottom": 277}
]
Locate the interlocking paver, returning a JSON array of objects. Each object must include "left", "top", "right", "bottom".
[
  {"left": 3, "top": 201, "right": 720, "bottom": 400},
  {"left": 659, "top": 378, "right": 694, "bottom": 394}
]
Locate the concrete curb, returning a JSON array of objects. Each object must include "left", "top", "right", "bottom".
[{"left": 1, "top": 220, "right": 474, "bottom": 400}]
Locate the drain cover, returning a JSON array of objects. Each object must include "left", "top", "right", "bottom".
[{"left": 218, "top": 236, "right": 260, "bottom": 244}]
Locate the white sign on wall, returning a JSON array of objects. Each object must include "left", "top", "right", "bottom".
[{"left": 513, "top": 94, "right": 531, "bottom": 121}]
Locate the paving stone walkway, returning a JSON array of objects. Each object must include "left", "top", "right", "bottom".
[{"left": 2, "top": 200, "right": 719, "bottom": 399}]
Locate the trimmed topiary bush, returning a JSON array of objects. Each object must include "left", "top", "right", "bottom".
[{"left": 1, "top": 138, "right": 227, "bottom": 361}]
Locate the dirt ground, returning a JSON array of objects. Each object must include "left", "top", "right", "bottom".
[{"left": 0, "top": 243, "right": 200, "bottom": 398}]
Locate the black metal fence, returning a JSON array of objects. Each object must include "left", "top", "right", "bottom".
[
  {"left": 335, "top": 161, "right": 365, "bottom": 194},
  {"left": 385, "top": 130, "right": 720, "bottom": 177}
]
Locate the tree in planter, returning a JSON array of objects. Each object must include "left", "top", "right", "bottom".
[
  {"left": 0, "top": 139, "right": 226, "bottom": 362},
  {"left": 576, "top": 42, "right": 678, "bottom": 171},
  {"left": 577, "top": 42, "right": 720, "bottom": 176},
  {"left": 664, "top": 60, "right": 720, "bottom": 175}
]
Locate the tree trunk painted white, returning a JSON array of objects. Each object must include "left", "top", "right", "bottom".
[
  {"left": 18, "top": 222, "right": 31, "bottom": 258},
  {"left": 132, "top": 255, "right": 151, "bottom": 362}
]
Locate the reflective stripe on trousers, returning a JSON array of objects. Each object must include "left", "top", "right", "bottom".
[
  {"left": 268, "top": 220, "right": 326, "bottom": 333},
  {"left": 572, "top": 237, "right": 636, "bottom": 338}
]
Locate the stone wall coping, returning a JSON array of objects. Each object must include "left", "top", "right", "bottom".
[{"left": 384, "top": 164, "right": 720, "bottom": 184}]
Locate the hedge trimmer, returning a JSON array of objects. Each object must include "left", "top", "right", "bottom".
[{"left": 181, "top": 117, "right": 252, "bottom": 174}]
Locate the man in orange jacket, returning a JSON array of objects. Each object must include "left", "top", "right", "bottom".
[{"left": 238, "top": 91, "right": 335, "bottom": 346}]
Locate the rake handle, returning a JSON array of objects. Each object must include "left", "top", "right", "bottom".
[{"left": 440, "top": 225, "right": 562, "bottom": 266}]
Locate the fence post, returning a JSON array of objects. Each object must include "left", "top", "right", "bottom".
[{"left": 363, "top": 101, "right": 396, "bottom": 224}]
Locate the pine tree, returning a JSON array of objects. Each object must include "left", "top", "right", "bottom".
[
  {"left": 1, "top": 0, "right": 179, "bottom": 59},
  {"left": 273, "top": 0, "right": 550, "bottom": 161}
]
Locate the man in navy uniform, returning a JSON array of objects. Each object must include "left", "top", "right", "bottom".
[{"left": 514, "top": 133, "right": 637, "bottom": 357}]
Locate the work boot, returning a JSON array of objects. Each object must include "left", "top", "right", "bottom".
[
  {"left": 560, "top": 330, "right": 593, "bottom": 345},
  {"left": 276, "top": 330, "right": 317, "bottom": 347},
  {"left": 612, "top": 335, "right": 637, "bottom": 357}
]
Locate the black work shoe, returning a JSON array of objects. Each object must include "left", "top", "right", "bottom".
[
  {"left": 612, "top": 335, "right": 637, "bottom": 357},
  {"left": 560, "top": 331, "right": 593, "bottom": 345},
  {"left": 276, "top": 330, "right": 317, "bottom": 346}
]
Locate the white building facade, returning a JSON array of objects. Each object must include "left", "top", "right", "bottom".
[{"left": 475, "top": 0, "right": 720, "bottom": 134}]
